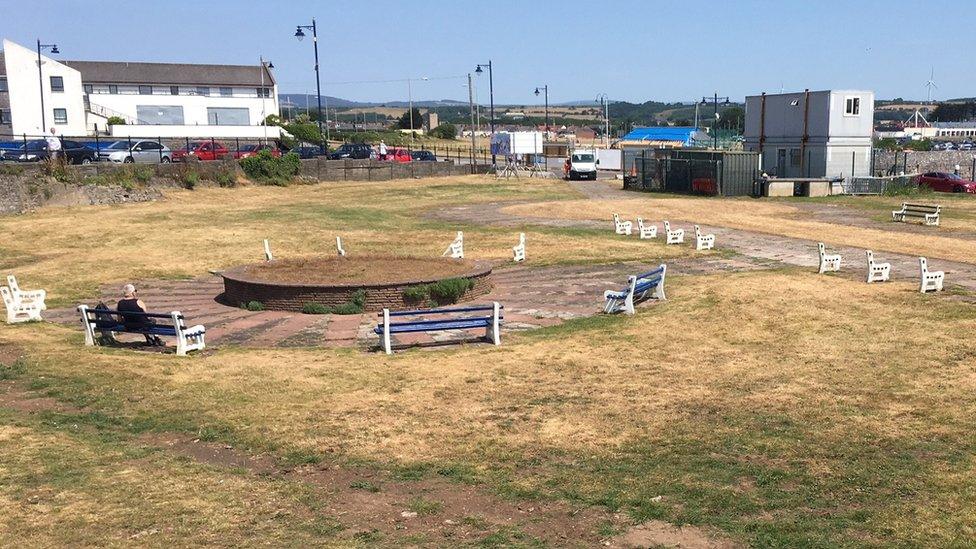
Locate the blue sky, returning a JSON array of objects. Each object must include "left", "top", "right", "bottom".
[{"left": 2, "top": 0, "right": 969, "bottom": 104}]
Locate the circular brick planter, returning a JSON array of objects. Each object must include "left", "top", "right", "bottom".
[{"left": 220, "top": 258, "right": 493, "bottom": 312}]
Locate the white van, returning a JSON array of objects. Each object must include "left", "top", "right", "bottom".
[{"left": 567, "top": 149, "right": 597, "bottom": 180}]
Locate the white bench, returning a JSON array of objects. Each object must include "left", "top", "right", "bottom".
[
  {"left": 612, "top": 213, "right": 633, "bottom": 236},
  {"left": 918, "top": 257, "right": 944, "bottom": 293},
  {"left": 636, "top": 218, "right": 657, "bottom": 239},
  {"left": 604, "top": 264, "right": 667, "bottom": 315},
  {"left": 442, "top": 231, "right": 464, "bottom": 259},
  {"left": 78, "top": 305, "right": 206, "bottom": 356},
  {"left": 865, "top": 250, "right": 890, "bottom": 283},
  {"left": 663, "top": 221, "right": 684, "bottom": 244},
  {"left": 1, "top": 286, "right": 43, "bottom": 323},
  {"left": 7, "top": 275, "right": 46, "bottom": 310},
  {"left": 694, "top": 225, "right": 715, "bottom": 251},
  {"left": 512, "top": 232, "right": 526, "bottom": 262},
  {"left": 818, "top": 243, "right": 841, "bottom": 273},
  {"left": 892, "top": 203, "right": 940, "bottom": 226}
]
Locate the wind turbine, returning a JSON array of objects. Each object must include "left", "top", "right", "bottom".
[{"left": 925, "top": 67, "right": 938, "bottom": 103}]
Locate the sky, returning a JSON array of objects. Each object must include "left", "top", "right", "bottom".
[{"left": 2, "top": 0, "right": 971, "bottom": 105}]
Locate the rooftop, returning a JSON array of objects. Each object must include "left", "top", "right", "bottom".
[{"left": 60, "top": 60, "right": 274, "bottom": 87}]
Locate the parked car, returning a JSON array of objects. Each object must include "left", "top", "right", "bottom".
[
  {"left": 411, "top": 150, "right": 437, "bottom": 162},
  {"left": 2, "top": 139, "right": 97, "bottom": 164},
  {"left": 292, "top": 145, "right": 326, "bottom": 159},
  {"left": 98, "top": 140, "right": 172, "bottom": 163},
  {"left": 382, "top": 147, "right": 412, "bottom": 163},
  {"left": 916, "top": 172, "right": 976, "bottom": 193},
  {"left": 172, "top": 141, "right": 229, "bottom": 161},
  {"left": 329, "top": 143, "right": 373, "bottom": 160},
  {"left": 233, "top": 144, "right": 282, "bottom": 159}
]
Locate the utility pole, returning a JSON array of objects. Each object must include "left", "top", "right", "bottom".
[
  {"left": 700, "top": 92, "right": 730, "bottom": 150},
  {"left": 36, "top": 39, "right": 60, "bottom": 132},
  {"left": 475, "top": 61, "right": 495, "bottom": 166},
  {"left": 468, "top": 73, "right": 477, "bottom": 168},
  {"left": 294, "top": 20, "right": 327, "bottom": 153},
  {"left": 597, "top": 94, "right": 610, "bottom": 148}
]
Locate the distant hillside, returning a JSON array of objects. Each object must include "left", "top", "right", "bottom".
[{"left": 279, "top": 94, "right": 467, "bottom": 109}]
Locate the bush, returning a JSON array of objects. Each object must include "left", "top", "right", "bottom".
[
  {"left": 41, "top": 157, "right": 71, "bottom": 183},
  {"left": 133, "top": 165, "right": 154, "bottom": 183},
  {"left": 240, "top": 150, "right": 301, "bottom": 184},
  {"left": 178, "top": 170, "right": 199, "bottom": 190},
  {"left": 403, "top": 278, "right": 473, "bottom": 305},
  {"left": 301, "top": 290, "right": 366, "bottom": 315},
  {"left": 429, "top": 123, "right": 458, "bottom": 139},
  {"left": 213, "top": 170, "right": 236, "bottom": 188},
  {"left": 106, "top": 116, "right": 126, "bottom": 126},
  {"left": 301, "top": 302, "right": 331, "bottom": 315},
  {"left": 242, "top": 301, "right": 265, "bottom": 311}
]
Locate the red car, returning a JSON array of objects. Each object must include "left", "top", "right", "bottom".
[
  {"left": 233, "top": 144, "right": 282, "bottom": 159},
  {"left": 383, "top": 147, "right": 412, "bottom": 163},
  {"left": 916, "top": 172, "right": 976, "bottom": 194},
  {"left": 172, "top": 141, "right": 229, "bottom": 161}
]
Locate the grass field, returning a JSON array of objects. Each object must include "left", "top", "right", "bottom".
[{"left": 1, "top": 175, "right": 975, "bottom": 547}]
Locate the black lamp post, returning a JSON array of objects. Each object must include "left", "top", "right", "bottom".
[
  {"left": 295, "top": 20, "right": 327, "bottom": 154},
  {"left": 534, "top": 85, "right": 549, "bottom": 134},
  {"left": 36, "top": 39, "right": 60, "bottom": 132},
  {"left": 700, "top": 93, "right": 730, "bottom": 150},
  {"left": 475, "top": 61, "right": 495, "bottom": 166}
]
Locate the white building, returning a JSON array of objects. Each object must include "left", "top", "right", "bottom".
[
  {"left": 744, "top": 89, "right": 875, "bottom": 179},
  {"left": 1, "top": 39, "right": 279, "bottom": 139}
]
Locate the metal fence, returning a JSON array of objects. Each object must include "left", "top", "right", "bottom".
[
  {"left": 0, "top": 132, "right": 495, "bottom": 166},
  {"left": 625, "top": 149, "right": 760, "bottom": 197},
  {"left": 843, "top": 174, "right": 920, "bottom": 195}
]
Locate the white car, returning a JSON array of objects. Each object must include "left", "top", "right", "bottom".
[{"left": 98, "top": 140, "right": 172, "bottom": 163}]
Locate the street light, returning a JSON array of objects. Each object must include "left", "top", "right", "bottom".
[
  {"left": 294, "top": 20, "right": 327, "bottom": 154},
  {"left": 36, "top": 39, "right": 60, "bottom": 132},
  {"left": 534, "top": 85, "right": 549, "bottom": 135},
  {"left": 700, "top": 93, "right": 731, "bottom": 150},
  {"left": 596, "top": 94, "right": 610, "bottom": 149},
  {"left": 475, "top": 61, "right": 495, "bottom": 166}
]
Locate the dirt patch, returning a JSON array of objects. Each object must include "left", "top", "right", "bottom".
[
  {"left": 234, "top": 256, "right": 480, "bottom": 285},
  {"left": 136, "top": 433, "right": 278, "bottom": 475},
  {"left": 612, "top": 520, "right": 741, "bottom": 548},
  {"left": 135, "top": 432, "right": 621, "bottom": 545}
]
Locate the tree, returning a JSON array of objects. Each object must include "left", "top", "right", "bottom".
[
  {"left": 429, "top": 123, "right": 458, "bottom": 139},
  {"left": 720, "top": 107, "right": 745, "bottom": 133},
  {"left": 107, "top": 116, "right": 126, "bottom": 126},
  {"left": 396, "top": 108, "right": 424, "bottom": 130},
  {"left": 930, "top": 102, "right": 976, "bottom": 122}
]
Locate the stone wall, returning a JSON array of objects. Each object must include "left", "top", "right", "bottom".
[
  {"left": 220, "top": 265, "right": 493, "bottom": 312},
  {"left": 873, "top": 150, "right": 976, "bottom": 178},
  {"left": 0, "top": 167, "right": 169, "bottom": 214},
  {"left": 296, "top": 158, "right": 483, "bottom": 181}
]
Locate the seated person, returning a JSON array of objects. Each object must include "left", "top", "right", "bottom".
[{"left": 117, "top": 284, "right": 164, "bottom": 346}]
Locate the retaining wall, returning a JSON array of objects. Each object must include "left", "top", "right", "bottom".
[{"left": 874, "top": 150, "right": 976, "bottom": 177}]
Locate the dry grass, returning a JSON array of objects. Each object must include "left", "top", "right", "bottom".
[
  {"left": 0, "top": 175, "right": 694, "bottom": 305},
  {"left": 504, "top": 197, "right": 976, "bottom": 263},
  {"left": 4, "top": 270, "right": 975, "bottom": 544}
]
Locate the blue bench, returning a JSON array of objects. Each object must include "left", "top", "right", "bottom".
[
  {"left": 603, "top": 264, "right": 667, "bottom": 315},
  {"left": 375, "top": 302, "right": 502, "bottom": 354},
  {"left": 78, "top": 305, "right": 206, "bottom": 356}
]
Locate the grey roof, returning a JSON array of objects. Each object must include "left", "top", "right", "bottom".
[{"left": 61, "top": 60, "right": 274, "bottom": 87}]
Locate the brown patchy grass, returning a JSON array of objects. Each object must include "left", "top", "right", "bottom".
[
  {"left": 239, "top": 256, "right": 479, "bottom": 285},
  {"left": 3, "top": 270, "right": 976, "bottom": 545},
  {"left": 0, "top": 175, "right": 694, "bottom": 306},
  {"left": 504, "top": 196, "right": 976, "bottom": 264}
]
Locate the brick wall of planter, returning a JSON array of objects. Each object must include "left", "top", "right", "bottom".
[{"left": 221, "top": 264, "right": 493, "bottom": 312}]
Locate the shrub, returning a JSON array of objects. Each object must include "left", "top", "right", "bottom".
[
  {"left": 133, "top": 165, "right": 154, "bottom": 183},
  {"left": 242, "top": 300, "right": 264, "bottom": 311},
  {"left": 301, "top": 302, "right": 331, "bottom": 315},
  {"left": 429, "top": 123, "right": 458, "bottom": 139},
  {"left": 178, "top": 170, "right": 199, "bottom": 190},
  {"left": 402, "top": 285, "right": 429, "bottom": 303},
  {"left": 213, "top": 170, "right": 236, "bottom": 188},
  {"left": 301, "top": 290, "right": 366, "bottom": 315},
  {"left": 106, "top": 116, "right": 127, "bottom": 126},
  {"left": 428, "top": 278, "right": 474, "bottom": 304},
  {"left": 240, "top": 150, "right": 301, "bottom": 184},
  {"left": 41, "top": 157, "right": 71, "bottom": 183}
]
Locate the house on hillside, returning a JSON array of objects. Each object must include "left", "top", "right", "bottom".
[
  {"left": 1, "top": 38, "right": 279, "bottom": 139},
  {"left": 744, "top": 89, "right": 874, "bottom": 178}
]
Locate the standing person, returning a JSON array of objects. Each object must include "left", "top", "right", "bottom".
[
  {"left": 45, "top": 127, "right": 62, "bottom": 162},
  {"left": 378, "top": 140, "right": 388, "bottom": 161},
  {"left": 117, "top": 284, "right": 164, "bottom": 347}
]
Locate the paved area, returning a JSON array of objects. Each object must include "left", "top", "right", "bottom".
[{"left": 48, "top": 179, "right": 976, "bottom": 353}]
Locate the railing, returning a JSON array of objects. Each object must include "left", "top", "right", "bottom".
[
  {"left": 84, "top": 98, "right": 147, "bottom": 125},
  {"left": 844, "top": 174, "right": 920, "bottom": 195}
]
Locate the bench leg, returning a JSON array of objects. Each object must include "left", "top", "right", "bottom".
[
  {"left": 382, "top": 309, "right": 392, "bottom": 354},
  {"left": 78, "top": 305, "right": 96, "bottom": 347},
  {"left": 486, "top": 302, "right": 501, "bottom": 346}
]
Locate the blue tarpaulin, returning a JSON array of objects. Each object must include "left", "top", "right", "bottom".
[{"left": 621, "top": 127, "right": 699, "bottom": 145}]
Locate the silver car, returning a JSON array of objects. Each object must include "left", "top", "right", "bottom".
[{"left": 99, "top": 140, "right": 172, "bottom": 163}]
